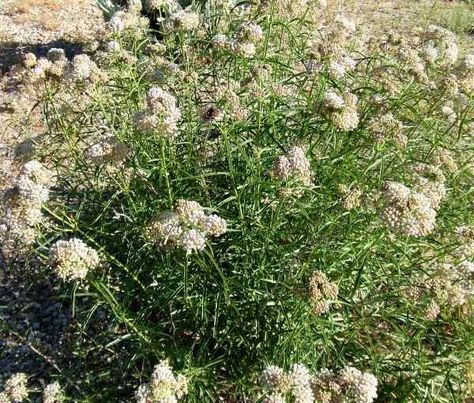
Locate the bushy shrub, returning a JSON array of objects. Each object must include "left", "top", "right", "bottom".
[{"left": 2, "top": 0, "right": 474, "bottom": 401}]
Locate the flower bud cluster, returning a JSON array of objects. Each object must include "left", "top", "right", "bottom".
[
  {"left": 260, "top": 364, "right": 377, "bottom": 403},
  {"left": 145, "top": 200, "right": 227, "bottom": 253}
]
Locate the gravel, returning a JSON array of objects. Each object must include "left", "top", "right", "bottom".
[
  {"left": 0, "top": 0, "right": 108, "bottom": 395},
  {"left": 0, "top": 259, "right": 72, "bottom": 388}
]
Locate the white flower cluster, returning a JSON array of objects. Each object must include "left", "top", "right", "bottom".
[
  {"left": 143, "top": 0, "right": 162, "bottom": 11},
  {"left": 169, "top": 7, "right": 200, "bottom": 31},
  {"left": 262, "top": 391, "right": 285, "bottom": 403},
  {"left": 233, "top": 41, "right": 257, "bottom": 58},
  {"left": 424, "top": 25, "right": 459, "bottom": 66},
  {"left": 43, "top": 382, "right": 64, "bottom": 403},
  {"left": 47, "top": 48, "right": 66, "bottom": 62},
  {"left": 452, "top": 261, "right": 474, "bottom": 300},
  {"left": 457, "top": 54, "right": 474, "bottom": 93},
  {"left": 306, "top": 14, "right": 357, "bottom": 81},
  {"left": 107, "top": 9, "right": 150, "bottom": 35},
  {"left": 431, "top": 149, "right": 457, "bottom": 173},
  {"left": 260, "top": 364, "right": 377, "bottom": 403},
  {"left": 398, "top": 46, "right": 429, "bottom": 83},
  {"left": 453, "top": 225, "right": 474, "bottom": 260},
  {"left": 322, "top": 90, "right": 345, "bottom": 110},
  {"left": 411, "top": 163, "right": 446, "bottom": 210},
  {"left": 322, "top": 90, "right": 359, "bottom": 131},
  {"left": 442, "top": 73, "right": 459, "bottom": 97},
  {"left": 105, "top": 40, "right": 121, "bottom": 53},
  {"left": 127, "top": 0, "right": 143, "bottom": 13},
  {"left": 108, "top": 12, "right": 127, "bottom": 33},
  {"left": 421, "top": 43, "right": 439, "bottom": 64},
  {"left": 327, "top": 55, "right": 356, "bottom": 80},
  {"left": 261, "top": 364, "right": 313, "bottom": 402},
  {"left": 146, "top": 200, "right": 227, "bottom": 253},
  {"left": 65, "top": 54, "right": 102, "bottom": 82},
  {"left": 22, "top": 52, "right": 37, "bottom": 68},
  {"left": 235, "top": 21, "right": 264, "bottom": 43},
  {"left": 380, "top": 181, "right": 437, "bottom": 237},
  {"left": 212, "top": 21, "right": 264, "bottom": 58},
  {"left": 85, "top": 135, "right": 130, "bottom": 166},
  {"left": 410, "top": 258, "right": 474, "bottom": 313},
  {"left": 371, "top": 66, "right": 402, "bottom": 96},
  {"left": 290, "top": 364, "right": 315, "bottom": 403},
  {"left": 0, "top": 160, "right": 53, "bottom": 258},
  {"left": 381, "top": 164, "right": 446, "bottom": 238},
  {"left": 134, "top": 87, "right": 181, "bottom": 139},
  {"left": 135, "top": 360, "right": 187, "bottom": 403},
  {"left": 368, "top": 113, "right": 406, "bottom": 148},
  {"left": 233, "top": 21, "right": 263, "bottom": 57},
  {"left": 49, "top": 238, "right": 100, "bottom": 281},
  {"left": 424, "top": 300, "right": 441, "bottom": 321},
  {"left": 28, "top": 48, "right": 68, "bottom": 81},
  {"left": 261, "top": 365, "right": 287, "bottom": 390},
  {"left": 26, "top": 50, "right": 102, "bottom": 83},
  {"left": 338, "top": 367, "right": 378, "bottom": 403},
  {"left": 144, "top": 0, "right": 178, "bottom": 12},
  {"left": 308, "top": 270, "right": 339, "bottom": 315},
  {"left": 212, "top": 34, "right": 230, "bottom": 50},
  {"left": 272, "top": 146, "right": 312, "bottom": 187},
  {"left": 431, "top": 262, "right": 474, "bottom": 307},
  {"left": 0, "top": 373, "right": 28, "bottom": 403},
  {"left": 337, "top": 184, "right": 362, "bottom": 211},
  {"left": 440, "top": 101, "right": 457, "bottom": 123}
]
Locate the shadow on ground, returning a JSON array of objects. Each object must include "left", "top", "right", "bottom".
[{"left": 0, "top": 40, "right": 85, "bottom": 74}]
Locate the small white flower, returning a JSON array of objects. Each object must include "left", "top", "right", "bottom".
[
  {"left": 180, "top": 229, "right": 206, "bottom": 252},
  {"left": 204, "top": 214, "right": 227, "bottom": 237}
]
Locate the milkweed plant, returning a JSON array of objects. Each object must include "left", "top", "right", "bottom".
[{"left": 1, "top": 0, "right": 474, "bottom": 401}]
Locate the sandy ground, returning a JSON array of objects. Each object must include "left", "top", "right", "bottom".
[
  {"left": 347, "top": 0, "right": 474, "bottom": 49},
  {"left": 0, "top": 0, "right": 107, "bottom": 166},
  {"left": 0, "top": 0, "right": 107, "bottom": 390},
  {"left": 0, "top": 0, "right": 106, "bottom": 154},
  {"left": 0, "top": 0, "right": 105, "bottom": 69}
]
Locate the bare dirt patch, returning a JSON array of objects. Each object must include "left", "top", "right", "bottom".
[
  {"left": 345, "top": 0, "right": 474, "bottom": 49},
  {"left": 0, "top": 0, "right": 105, "bottom": 71},
  {"left": 0, "top": 0, "right": 106, "bottom": 146}
]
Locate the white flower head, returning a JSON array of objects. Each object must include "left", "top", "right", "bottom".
[
  {"left": 49, "top": 238, "right": 100, "bottom": 281},
  {"left": 179, "top": 229, "right": 206, "bottom": 252},
  {"left": 4, "top": 373, "right": 29, "bottom": 402},
  {"left": 43, "top": 382, "right": 64, "bottom": 403}
]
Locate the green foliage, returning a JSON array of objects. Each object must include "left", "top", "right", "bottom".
[{"left": 26, "top": 1, "right": 474, "bottom": 401}]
